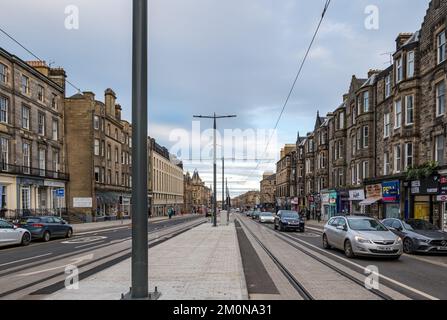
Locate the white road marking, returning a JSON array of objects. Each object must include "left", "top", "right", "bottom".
[
  {"left": 281, "top": 233, "right": 440, "bottom": 300},
  {"left": 16, "top": 254, "right": 94, "bottom": 277},
  {"left": 75, "top": 240, "right": 106, "bottom": 249},
  {"left": 0, "top": 253, "right": 52, "bottom": 268},
  {"left": 62, "top": 236, "right": 107, "bottom": 244}
]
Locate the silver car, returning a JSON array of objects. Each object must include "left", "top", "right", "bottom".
[
  {"left": 259, "top": 212, "right": 275, "bottom": 224},
  {"left": 0, "top": 219, "right": 31, "bottom": 248},
  {"left": 323, "top": 216, "right": 403, "bottom": 259}
]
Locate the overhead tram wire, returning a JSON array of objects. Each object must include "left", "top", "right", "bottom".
[
  {"left": 240, "top": 0, "right": 332, "bottom": 185},
  {"left": 0, "top": 26, "right": 82, "bottom": 93}
]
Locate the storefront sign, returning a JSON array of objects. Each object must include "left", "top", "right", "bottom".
[
  {"left": 382, "top": 181, "right": 400, "bottom": 202},
  {"left": 44, "top": 180, "right": 65, "bottom": 188},
  {"left": 437, "top": 195, "right": 447, "bottom": 202},
  {"left": 366, "top": 184, "right": 382, "bottom": 198},
  {"left": 411, "top": 176, "right": 440, "bottom": 195},
  {"left": 349, "top": 189, "right": 365, "bottom": 201},
  {"left": 73, "top": 197, "right": 93, "bottom": 208},
  {"left": 320, "top": 193, "right": 329, "bottom": 204},
  {"left": 440, "top": 176, "right": 447, "bottom": 195}
]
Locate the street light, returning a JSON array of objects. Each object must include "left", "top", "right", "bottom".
[
  {"left": 122, "top": 0, "right": 159, "bottom": 300},
  {"left": 193, "top": 114, "right": 236, "bottom": 227}
]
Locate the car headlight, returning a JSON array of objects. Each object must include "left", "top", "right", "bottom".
[
  {"left": 395, "top": 237, "right": 402, "bottom": 244},
  {"left": 354, "top": 236, "right": 372, "bottom": 244},
  {"left": 416, "top": 238, "right": 430, "bottom": 243}
]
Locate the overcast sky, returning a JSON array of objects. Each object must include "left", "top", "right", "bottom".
[{"left": 0, "top": 0, "right": 430, "bottom": 198}]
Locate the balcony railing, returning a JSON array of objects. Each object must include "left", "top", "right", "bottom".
[{"left": 0, "top": 163, "right": 69, "bottom": 180}]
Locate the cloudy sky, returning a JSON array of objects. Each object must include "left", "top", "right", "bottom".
[{"left": 0, "top": 0, "right": 430, "bottom": 198}]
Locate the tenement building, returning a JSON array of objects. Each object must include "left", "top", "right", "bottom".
[
  {"left": 0, "top": 48, "right": 68, "bottom": 219},
  {"left": 275, "top": 144, "right": 296, "bottom": 210},
  {"left": 65, "top": 89, "right": 132, "bottom": 221},
  {"left": 260, "top": 171, "right": 276, "bottom": 210},
  {"left": 148, "top": 137, "right": 184, "bottom": 217},
  {"left": 283, "top": 1, "right": 447, "bottom": 230},
  {"left": 183, "top": 170, "right": 211, "bottom": 214}
]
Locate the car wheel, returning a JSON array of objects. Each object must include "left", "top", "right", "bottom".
[
  {"left": 21, "top": 232, "right": 31, "bottom": 246},
  {"left": 322, "top": 234, "right": 331, "bottom": 249},
  {"left": 66, "top": 228, "right": 73, "bottom": 238},
  {"left": 43, "top": 231, "right": 51, "bottom": 242},
  {"left": 344, "top": 240, "right": 355, "bottom": 258},
  {"left": 403, "top": 238, "right": 414, "bottom": 254}
]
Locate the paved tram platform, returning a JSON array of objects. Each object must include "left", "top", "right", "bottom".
[{"left": 46, "top": 216, "right": 248, "bottom": 300}]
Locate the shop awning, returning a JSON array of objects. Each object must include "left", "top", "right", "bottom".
[{"left": 359, "top": 197, "right": 382, "bottom": 206}]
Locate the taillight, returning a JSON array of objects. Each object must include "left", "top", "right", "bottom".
[{"left": 32, "top": 223, "right": 44, "bottom": 228}]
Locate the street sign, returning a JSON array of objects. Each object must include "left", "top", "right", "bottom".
[{"left": 56, "top": 189, "right": 65, "bottom": 197}]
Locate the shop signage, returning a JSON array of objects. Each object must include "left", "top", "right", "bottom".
[
  {"left": 411, "top": 176, "right": 440, "bottom": 195},
  {"left": 73, "top": 197, "right": 93, "bottom": 208},
  {"left": 437, "top": 195, "right": 447, "bottom": 202},
  {"left": 329, "top": 192, "right": 337, "bottom": 205},
  {"left": 382, "top": 181, "right": 400, "bottom": 202},
  {"left": 366, "top": 184, "right": 382, "bottom": 198},
  {"left": 349, "top": 189, "right": 365, "bottom": 201},
  {"left": 320, "top": 193, "right": 329, "bottom": 204},
  {"left": 440, "top": 176, "right": 447, "bottom": 195}
]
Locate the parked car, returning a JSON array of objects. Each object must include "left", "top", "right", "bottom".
[
  {"left": 246, "top": 210, "right": 253, "bottom": 217},
  {"left": 323, "top": 216, "right": 402, "bottom": 259},
  {"left": 259, "top": 212, "right": 275, "bottom": 224},
  {"left": 274, "top": 211, "right": 305, "bottom": 232},
  {"left": 382, "top": 218, "right": 447, "bottom": 254},
  {"left": 251, "top": 211, "right": 261, "bottom": 220},
  {"left": 0, "top": 219, "right": 31, "bottom": 248},
  {"left": 19, "top": 216, "right": 73, "bottom": 242}
]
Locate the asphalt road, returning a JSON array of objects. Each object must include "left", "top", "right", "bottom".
[
  {"left": 246, "top": 215, "right": 447, "bottom": 300},
  {"left": 0, "top": 215, "right": 204, "bottom": 299}
]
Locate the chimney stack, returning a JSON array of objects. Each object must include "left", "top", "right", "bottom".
[
  {"left": 396, "top": 33, "right": 413, "bottom": 50},
  {"left": 105, "top": 88, "right": 116, "bottom": 116}
]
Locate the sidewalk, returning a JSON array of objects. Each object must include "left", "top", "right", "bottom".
[
  {"left": 73, "top": 214, "right": 195, "bottom": 233},
  {"left": 48, "top": 215, "right": 248, "bottom": 300}
]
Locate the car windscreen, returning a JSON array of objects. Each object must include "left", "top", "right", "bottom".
[
  {"left": 347, "top": 218, "right": 388, "bottom": 231},
  {"left": 281, "top": 212, "right": 299, "bottom": 219},
  {"left": 22, "top": 218, "right": 41, "bottom": 224},
  {"left": 261, "top": 212, "right": 273, "bottom": 217},
  {"left": 406, "top": 219, "right": 437, "bottom": 231}
]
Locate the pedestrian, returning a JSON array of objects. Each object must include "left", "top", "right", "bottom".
[{"left": 317, "top": 210, "right": 322, "bottom": 223}]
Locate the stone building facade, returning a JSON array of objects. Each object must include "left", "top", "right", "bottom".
[
  {"left": 65, "top": 89, "right": 132, "bottom": 221},
  {"left": 285, "top": 0, "right": 447, "bottom": 229},
  {"left": 260, "top": 171, "right": 276, "bottom": 210},
  {"left": 183, "top": 170, "right": 211, "bottom": 214},
  {"left": 275, "top": 144, "right": 296, "bottom": 210},
  {"left": 232, "top": 190, "right": 260, "bottom": 210},
  {"left": 148, "top": 138, "right": 184, "bottom": 217},
  {"left": 0, "top": 48, "right": 68, "bottom": 219}
]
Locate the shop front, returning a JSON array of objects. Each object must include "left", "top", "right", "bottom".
[
  {"left": 439, "top": 175, "right": 447, "bottom": 231},
  {"left": 382, "top": 180, "right": 401, "bottom": 219},
  {"left": 320, "top": 190, "right": 337, "bottom": 220},
  {"left": 0, "top": 175, "right": 17, "bottom": 218},
  {"left": 410, "top": 176, "right": 441, "bottom": 226},
  {"left": 349, "top": 189, "right": 365, "bottom": 215},
  {"left": 360, "top": 184, "right": 382, "bottom": 218}
]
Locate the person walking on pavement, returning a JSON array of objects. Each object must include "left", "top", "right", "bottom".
[{"left": 317, "top": 210, "right": 322, "bottom": 223}]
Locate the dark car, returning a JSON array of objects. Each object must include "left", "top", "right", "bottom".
[
  {"left": 19, "top": 216, "right": 73, "bottom": 242},
  {"left": 251, "top": 211, "right": 261, "bottom": 220},
  {"left": 274, "top": 210, "right": 305, "bottom": 232},
  {"left": 382, "top": 218, "right": 447, "bottom": 254}
]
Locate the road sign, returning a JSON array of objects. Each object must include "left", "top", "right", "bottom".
[{"left": 56, "top": 189, "right": 65, "bottom": 197}]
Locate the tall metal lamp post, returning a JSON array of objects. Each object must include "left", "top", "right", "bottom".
[
  {"left": 193, "top": 114, "right": 236, "bottom": 227},
  {"left": 122, "top": 0, "right": 159, "bottom": 300}
]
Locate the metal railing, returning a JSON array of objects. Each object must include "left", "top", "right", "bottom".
[{"left": 0, "top": 163, "right": 69, "bottom": 180}]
